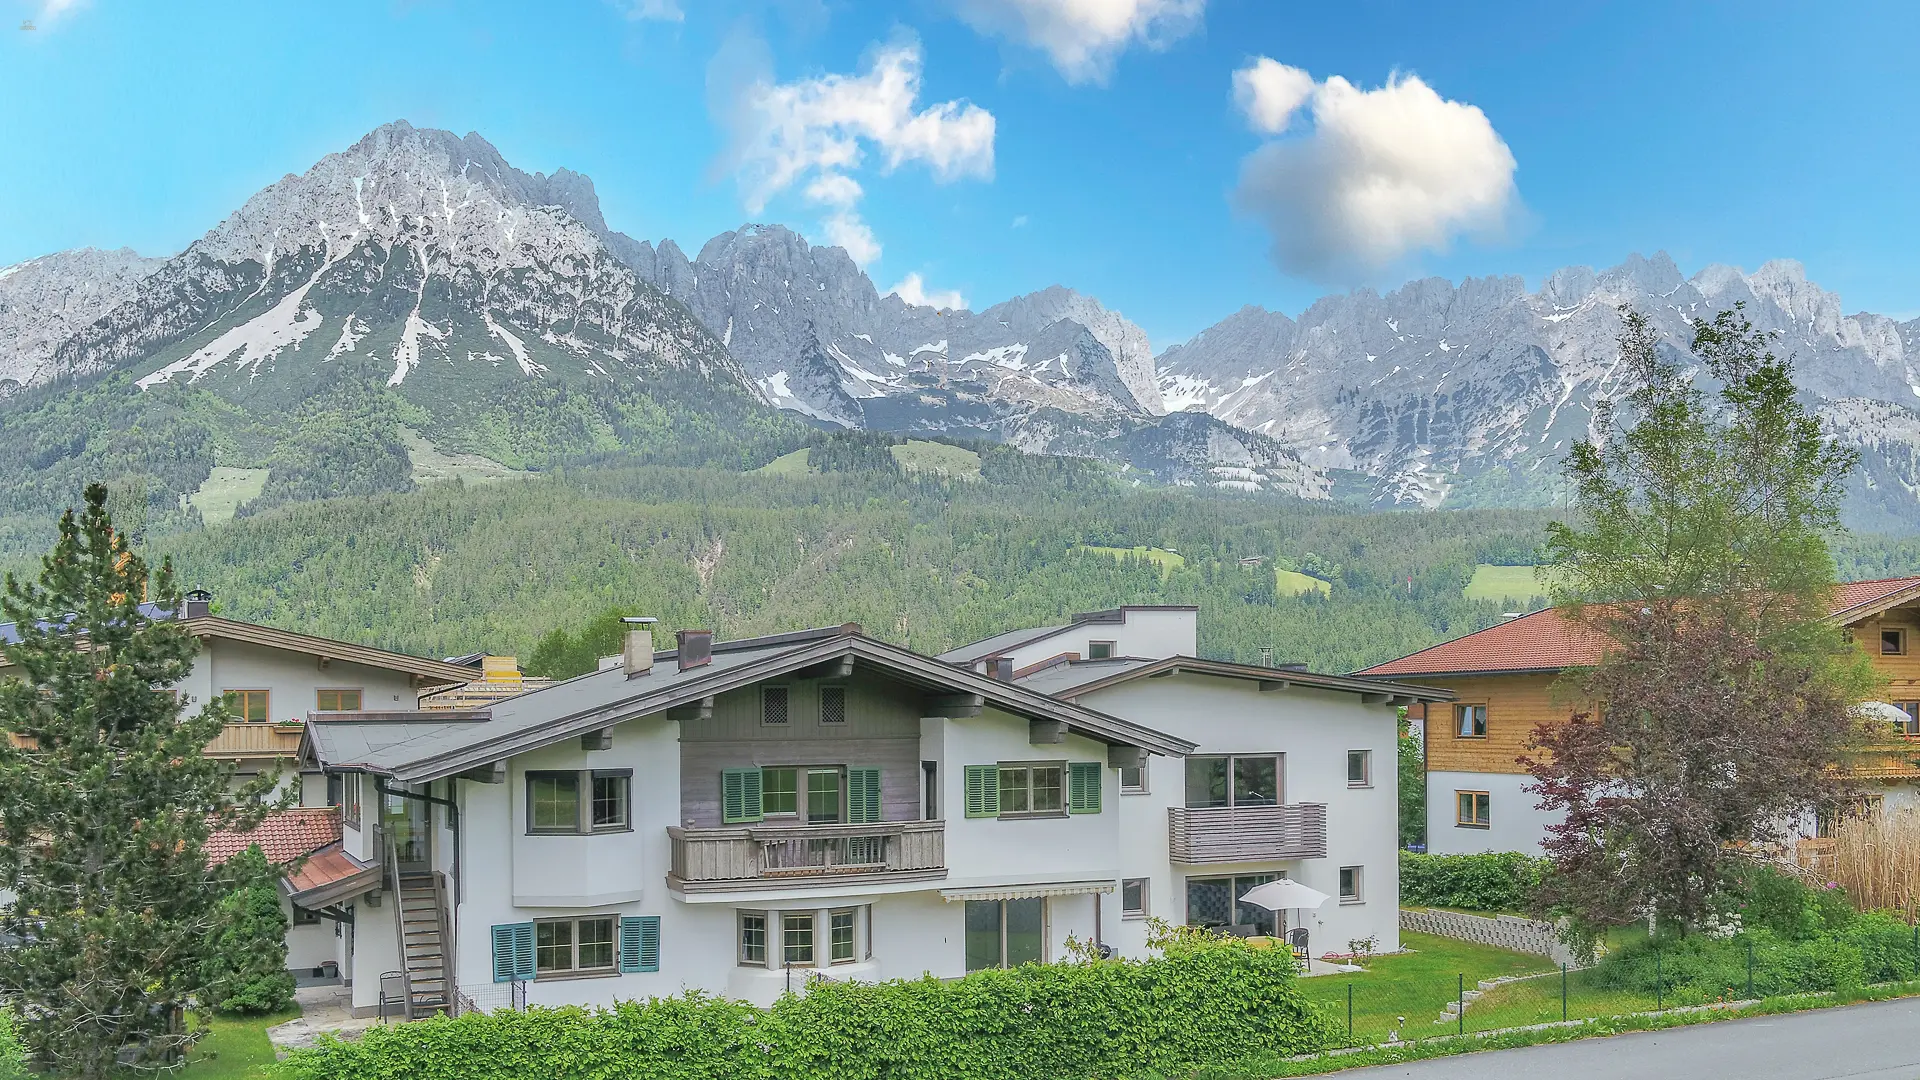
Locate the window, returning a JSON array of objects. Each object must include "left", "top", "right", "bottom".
[
  {"left": 535, "top": 916, "right": 617, "bottom": 976},
  {"left": 291, "top": 905, "right": 321, "bottom": 927},
  {"left": 965, "top": 898, "right": 1045, "bottom": 971},
  {"left": 1121, "top": 763, "right": 1147, "bottom": 794},
  {"left": 830, "top": 910, "right": 855, "bottom": 962},
  {"left": 1347, "top": 750, "right": 1372, "bottom": 788},
  {"left": 529, "top": 773, "right": 580, "bottom": 833},
  {"left": 1087, "top": 641, "right": 1115, "bottom": 660},
  {"left": 783, "top": 913, "right": 814, "bottom": 965},
  {"left": 338, "top": 773, "right": 360, "bottom": 828},
  {"left": 1339, "top": 866, "right": 1363, "bottom": 904},
  {"left": 997, "top": 763, "right": 1064, "bottom": 816},
  {"left": 1895, "top": 702, "right": 1920, "bottom": 737},
  {"left": 923, "top": 760, "right": 938, "bottom": 819},
  {"left": 1185, "top": 875, "right": 1278, "bottom": 936},
  {"left": 820, "top": 685, "right": 847, "bottom": 724},
  {"left": 223, "top": 689, "right": 270, "bottom": 723},
  {"left": 591, "top": 773, "right": 629, "bottom": 830},
  {"left": 985, "top": 657, "right": 1014, "bottom": 680},
  {"left": 1183, "top": 755, "right": 1281, "bottom": 809},
  {"left": 1456, "top": 790, "right": 1491, "bottom": 828},
  {"left": 762, "top": 685, "right": 790, "bottom": 725},
  {"left": 1883, "top": 628, "right": 1907, "bottom": 656},
  {"left": 527, "top": 771, "right": 631, "bottom": 834},
  {"left": 739, "top": 912, "right": 766, "bottom": 965},
  {"left": 315, "top": 688, "right": 362, "bottom": 712},
  {"left": 762, "top": 767, "right": 799, "bottom": 816},
  {"left": 807, "top": 768, "right": 843, "bottom": 824},
  {"left": 1456, "top": 704, "right": 1488, "bottom": 738},
  {"left": 1121, "top": 878, "right": 1149, "bottom": 918}
]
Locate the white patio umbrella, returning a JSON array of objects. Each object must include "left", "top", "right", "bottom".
[
  {"left": 1237, "top": 879, "right": 1329, "bottom": 952},
  {"left": 1857, "top": 701, "right": 1915, "bottom": 732}
]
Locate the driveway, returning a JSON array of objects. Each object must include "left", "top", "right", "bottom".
[{"left": 1337, "top": 997, "right": 1920, "bottom": 1080}]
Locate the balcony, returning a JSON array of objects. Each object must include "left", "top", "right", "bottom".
[
  {"left": 1840, "top": 738, "right": 1920, "bottom": 781},
  {"left": 1168, "top": 803, "right": 1328, "bottom": 864},
  {"left": 204, "top": 721, "right": 305, "bottom": 759},
  {"left": 668, "top": 820, "right": 946, "bottom": 893}
]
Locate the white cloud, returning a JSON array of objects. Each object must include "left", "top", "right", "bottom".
[
  {"left": 888, "top": 272, "right": 967, "bottom": 311},
  {"left": 1011, "top": 214, "right": 1029, "bottom": 228},
  {"left": 1231, "top": 63, "right": 1519, "bottom": 282},
  {"left": 1232, "top": 57, "right": 1313, "bottom": 134},
  {"left": 823, "top": 211, "right": 882, "bottom": 267},
  {"left": 953, "top": 0, "right": 1204, "bottom": 85},
  {"left": 29, "top": 0, "right": 87, "bottom": 28},
  {"left": 712, "top": 35, "right": 995, "bottom": 269},
  {"left": 611, "top": 0, "right": 684, "bottom": 21}
]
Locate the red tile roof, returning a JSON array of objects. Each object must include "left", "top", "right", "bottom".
[
  {"left": 205, "top": 807, "right": 342, "bottom": 865},
  {"left": 1356, "top": 576, "right": 1920, "bottom": 679}
]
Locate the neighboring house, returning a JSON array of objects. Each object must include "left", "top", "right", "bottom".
[
  {"left": 422, "top": 655, "right": 554, "bottom": 710},
  {"left": 295, "top": 613, "right": 1446, "bottom": 1018},
  {"left": 1355, "top": 577, "right": 1920, "bottom": 855},
  {"left": 205, "top": 808, "right": 350, "bottom": 977}
]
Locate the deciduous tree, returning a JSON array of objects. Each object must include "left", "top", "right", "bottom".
[{"left": 1525, "top": 306, "right": 1877, "bottom": 936}]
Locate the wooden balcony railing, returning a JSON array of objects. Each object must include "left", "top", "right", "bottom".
[
  {"left": 1841, "top": 738, "right": 1920, "bottom": 780},
  {"left": 668, "top": 820, "right": 946, "bottom": 892},
  {"left": 204, "top": 722, "right": 305, "bottom": 758},
  {"left": 1168, "top": 803, "right": 1328, "bottom": 864}
]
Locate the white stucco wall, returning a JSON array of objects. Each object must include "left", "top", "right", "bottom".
[
  {"left": 177, "top": 638, "right": 421, "bottom": 722},
  {"left": 283, "top": 908, "right": 339, "bottom": 973},
  {"left": 1425, "top": 770, "right": 1554, "bottom": 855},
  {"left": 994, "top": 608, "right": 1198, "bottom": 668},
  {"left": 1082, "top": 674, "right": 1402, "bottom": 959},
  {"left": 938, "top": 709, "right": 1121, "bottom": 890}
]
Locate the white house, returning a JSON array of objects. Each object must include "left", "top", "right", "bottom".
[{"left": 293, "top": 611, "right": 1446, "bottom": 1017}]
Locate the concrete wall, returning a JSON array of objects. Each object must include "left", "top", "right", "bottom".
[
  {"left": 1401, "top": 907, "right": 1580, "bottom": 967},
  {"left": 1085, "top": 674, "right": 1402, "bottom": 959},
  {"left": 1425, "top": 770, "right": 1555, "bottom": 855}
]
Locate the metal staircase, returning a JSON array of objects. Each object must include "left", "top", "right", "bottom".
[{"left": 384, "top": 828, "right": 453, "bottom": 1019}]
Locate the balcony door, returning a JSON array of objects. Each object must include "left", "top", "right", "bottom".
[
  {"left": 1184, "top": 754, "right": 1282, "bottom": 809},
  {"left": 382, "top": 789, "right": 432, "bottom": 875},
  {"left": 1185, "top": 874, "right": 1279, "bottom": 937}
]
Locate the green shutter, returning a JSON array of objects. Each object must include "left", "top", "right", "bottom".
[
  {"left": 964, "top": 765, "right": 1000, "bottom": 818},
  {"left": 847, "top": 767, "right": 882, "bottom": 824},
  {"left": 722, "top": 768, "right": 764, "bottom": 824},
  {"left": 619, "top": 916, "right": 661, "bottom": 973},
  {"left": 493, "top": 922, "right": 534, "bottom": 982},
  {"left": 1069, "top": 761, "right": 1102, "bottom": 814}
]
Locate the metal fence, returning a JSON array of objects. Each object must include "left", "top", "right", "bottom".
[{"left": 453, "top": 979, "right": 527, "bottom": 1016}]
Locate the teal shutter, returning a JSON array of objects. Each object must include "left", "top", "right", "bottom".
[
  {"left": 964, "top": 765, "right": 1000, "bottom": 818},
  {"left": 847, "top": 767, "right": 882, "bottom": 824},
  {"left": 492, "top": 923, "right": 534, "bottom": 982},
  {"left": 619, "top": 916, "right": 661, "bottom": 973},
  {"left": 722, "top": 768, "right": 764, "bottom": 824},
  {"left": 1069, "top": 762, "right": 1102, "bottom": 814}
]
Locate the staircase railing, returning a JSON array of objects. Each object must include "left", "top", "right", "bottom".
[{"left": 383, "top": 827, "right": 416, "bottom": 1021}]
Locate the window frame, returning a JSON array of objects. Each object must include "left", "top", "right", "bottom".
[
  {"left": 1183, "top": 753, "right": 1284, "bottom": 809},
  {"left": 819, "top": 684, "right": 848, "bottom": 725},
  {"left": 782, "top": 912, "right": 815, "bottom": 966},
  {"left": 964, "top": 897, "right": 1048, "bottom": 971},
  {"left": 1120, "top": 762, "right": 1148, "bottom": 794},
  {"left": 1883, "top": 627, "right": 1907, "bottom": 656},
  {"left": 315, "top": 688, "right": 363, "bottom": 712},
  {"left": 761, "top": 684, "right": 791, "bottom": 726},
  {"left": 761, "top": 766, "right": 800, "bottom": 818},
  {"left": 1455, "top": 703, "right": 1489, "bottom": 739},
  {"left": 1346, "top": 750, "right": 1372, "bottom": 788},
  {"left": 223, "top": 688, "right": 271, "bottom": 724},
  {"left": 738, "top": 911, "right": 767, "bottom": 966},
  {"left": 1121, "top": 877, "right": 1149, "bottom": 919},
  {"left": 1087, "top": 640, "right": 1116, "bottom": 660},
  {"left": 334, "top": 772, "right": 361, "bottom": 829},
  {"left": 1456, "top": 790, "right": 1491, "bottom": 829},
  {"left": 996, "top": 761, "right": 1067, "bottom": 818},
  {"left": 525, "top": 770, "right": 633, "bottom": 835},
  {"left": 589, "top": 770, "right": 633, "bottom": 832},
  {"left": 1894, "top": 701, "right": 1920, "bottom": 737},
  {"left": 1183, "top": 873, "right": 1280, "bottom": 936},
  {"left": 532, "top": 915, "right": 619, "bottom": 979},
  {"left": 1339, "top": 866, "right": 1364, "bottom": 904}
]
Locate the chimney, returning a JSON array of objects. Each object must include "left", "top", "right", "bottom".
[
  {"left": 676, "top": 629, "right": 714, "bottom": 672},
  {"left": 1258, "top": 646, "right": 1274, "bottom": 667},
  {"left": 621, "top": 617, "right": 657, "bottom": 679},
  {"left": 183, "top": 589, "right": 213, "bottom": 620},
  {"left": 986, "top": 657, "right": 1015, "bottom": 682}
]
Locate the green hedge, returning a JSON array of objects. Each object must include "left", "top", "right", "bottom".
[
  {"left": 1593, "top": 914, "right": 1920, "bottom": 1000},
  {"left": 1399, "top": 851, "right": 1546, "bottom": 912},
  {"left": 279, "top": 938, "right": 1340, "bottom": 1080},
  {"left": 0, "top": 1009, "right": 24, "bottom": 1080}
]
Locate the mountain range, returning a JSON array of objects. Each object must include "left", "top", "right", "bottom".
[{"left": 2, "top": 120, "right": 1916, "bottom": 532}]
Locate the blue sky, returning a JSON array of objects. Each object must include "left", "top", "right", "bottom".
[{"left": 3, "top": 0, "right": 1916, "bottom": 347}]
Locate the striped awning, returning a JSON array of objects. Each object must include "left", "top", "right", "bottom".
[{"left": 938, "top": 880, "right": 1115, "bottom": 903}]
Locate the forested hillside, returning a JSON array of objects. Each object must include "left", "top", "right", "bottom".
[{"left": 129, "top": 458, "right": 1556, "bottom": 675}]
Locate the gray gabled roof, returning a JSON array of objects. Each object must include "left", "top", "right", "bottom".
[
  {"left": 937, "top": 624, "right": 1070, "bottom": 664},
  {"left": 307, "top": 626, "right": 1194, "bottom": 783},
  {"left": 1032, "top": 655, "right": 1454, "bottom": 704},
  {"left": 1012, "top": 656, "right": 1157, "bottom": 695}
]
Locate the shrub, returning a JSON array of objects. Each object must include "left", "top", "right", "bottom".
[
  {"left": 1399, "top": 851, "right": 1546, "bottom": 912},
  {"left": 1731, "top": 864, "right": 1854, "bottom": 940},
  {"left": 278, "top": 935, "right": 1341, "bottom": 1080},
  {"left": 199, "top": 847, "right": 295, "bottom": 1015},
  {"left": 0, "top": 1009, "right": 24, "bottom": 1080}
]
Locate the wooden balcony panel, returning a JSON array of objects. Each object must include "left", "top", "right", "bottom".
[
  {"left": 1167, "top": 803, "right": 1329, "bottom": 864},
  {"left": 205, "top": 722, "right": 305, "bottom": 758},
  {"left": 668, "top": 820, "right": 946, "bottom": 893}
]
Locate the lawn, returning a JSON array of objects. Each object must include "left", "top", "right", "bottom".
[
  {"left": 177, "top": 1009, "right": 299, "bottom": 1080},
  {"left": 1276, "top": 569, "right": 1332, "bottom": 596},
  {"left": 1463, "top": 564, "right": 1545, "bottom": 604},
  {"left": 400, "top": 428, "right": 525, "bottom": 487},
  {"left": 1294, "top": 930, "right": 1554, "bottom": 1044},
  {"left": 184, "top": 467, "right": 270, "bottom": 525},
  {"left": 890, "top": 440, "right": 982, "bottom": 479},
  {"left": 752, "top": 447, "right": 814, "bottom": 476},
  {"left": 1073, "top": 544, "right": 1186, "bottom": 576}
]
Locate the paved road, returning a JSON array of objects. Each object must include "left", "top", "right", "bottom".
[{"left": 1339, "top": 998, "right": 1920, "bottom": 1079}]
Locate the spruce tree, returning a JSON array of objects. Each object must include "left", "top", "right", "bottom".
[{"left": 0, "top": 484, "right": 277, "bottom": 1077}]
